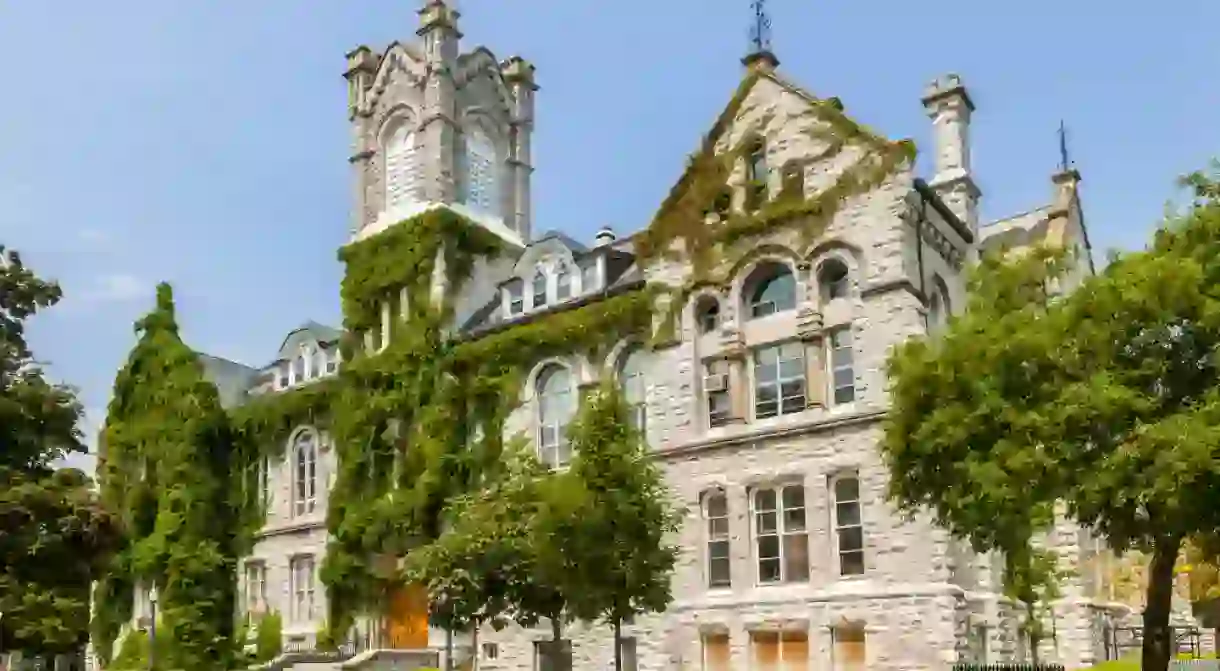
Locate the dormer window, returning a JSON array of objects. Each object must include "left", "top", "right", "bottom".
[
  {"left": 278, "top": 368, "right": 289, "bottom": 389},
  {"left": 580, "top": 260, "right": 599, "bottom": 293},
  {"left": 292, "top": 354, "right": 306, "bottom": 384},
  {"left": 505, "top": 279, "right": 524, "bottom": 316},
  {"left": 531, "top": 271, "right": 548, "bottom": 309},
  {"left": 556, "top": 263, "right": 573, "bottom": 301}
]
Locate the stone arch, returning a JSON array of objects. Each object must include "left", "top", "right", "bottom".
[
  {"left": 379, "top": 105, "right": 422, "bottom": 213},
  {"left": 728, "top": 245, "right": 802, "bottom": 319}
]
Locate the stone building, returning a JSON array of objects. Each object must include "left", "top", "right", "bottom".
[{"left": 99, "top": 1, "right": 1170, "bottom": 670}]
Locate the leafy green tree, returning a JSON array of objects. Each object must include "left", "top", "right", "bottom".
[
  {"left": 0, "top": 246, "right": 118, "bottom": 656},
  {"left": 94, "top": 283, "right": 240, "bottom": 670},
  {"left": 561, "top": 382, "right": 682, "bottom": 671},
  {"left": 885, "top": 163, "right": 1220, "bottom": 671},
  {"left": 883, "top": 247, "right": 1073, "bottom": 663}
]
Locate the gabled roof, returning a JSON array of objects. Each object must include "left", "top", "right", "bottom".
[{"left": 276, "top": 321, "right": 342, "bottom": 360}]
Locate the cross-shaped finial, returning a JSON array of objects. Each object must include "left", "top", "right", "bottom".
[
  {"left": 749, "top": 0, "right": 772, "bottom": 55},
  {"left": 1058, "top": 120, "right": 1072, "bottom": 172}
]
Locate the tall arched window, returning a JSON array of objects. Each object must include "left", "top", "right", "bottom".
[
  {"left": 293, "top": 430, "right": 318, "bottom": 516},
  {"left": 531, "top": 270, "right": 548, "bottom": 309},
  {"left": 745, "top": 261, "right": 797, "bottom": 319},
  {"left": 555, "top": 262, "right": 573, "bottom": 301},
  {"left": 384, "top": 122, "right": 418, "bottom": 212},
  {"left": 536, "top": 365, "right": 575, "bottom": 468},
  {"left": 619, "top": 347, "right": 647, "bottom": 435},
  {"left": 463, "top": 128, "right": 499, "bottom": 216},
  {"left": 817, "top": 258, "right": 851, "bottom": 304}
]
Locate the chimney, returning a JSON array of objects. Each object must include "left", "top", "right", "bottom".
[
  {"left": 594, "top": 226, "right": 616, "bottom": 247},
  {"left": 921, "top": 74, "right": 981, "bottom": 234}
]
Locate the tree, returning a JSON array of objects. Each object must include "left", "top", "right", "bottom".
[
  {"left": 884, "top": 163, "right": 1220, "bottom": 671},
  {"left": 0, "top": 246, "right": 118, "bottom": 657},
  {"left": 561, "top": 382, "right": 682, "bottom": 671},
  {"left": 93, "top": 283, "right": 240, "bottom": 670},
  {"left": 883, "top": 247, "right": 1073, "bottom": 663}
]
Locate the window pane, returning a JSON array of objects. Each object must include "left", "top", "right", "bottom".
[
  {"left": 783, "top": 508, "right": 806, "bottom": 533},
  {"left": 839, "top": 526, "right": 864, "bottom": 553},
  {"left": 840, "top": 550, "right": 865, "bottom": 576},
  {"left": 709, "top": 554, "right": 731, "bottom": 588},
  {"left": 710, "top": 517, "right": 729, "bottom": 537},
  {"left": 706, "top": 493, "right": 727, "bottom": 518},
  {"left": 835, "top": 501, "right": 860, "bottom": 527},
  {"left": 758, "top": 557, "right": 781, "bottom": 583},
  {"left": 834, "top": 477, "right": 860, "bottom": 502},
  {"left": 781, "top": 485, "right": 804, "bottom": 509},
  {"left": 833, "top": 368, "right": 855, "bottom": 390},
  {"left": 754, "top": 488, "right": 776, "bottom": 511},
  {"left": 757, "top": 511, "right": 777, "bottom": 534},
  {"left": 757, "top": 533, "right": 780, "bottom": 560},
  {"left": 783, "top": 534, "right": 810, "bottom": 582}
]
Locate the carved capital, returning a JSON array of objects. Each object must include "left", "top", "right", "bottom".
[
  {"left": 797, "top": 308, "right": 824, "bottom": 342},
  {"left": 718, "top": 329, "right": 748, "bottom": 360}
]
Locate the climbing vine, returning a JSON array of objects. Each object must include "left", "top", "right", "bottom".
[
  {"left": 316, "top": 208, "right": 656, "bottom": 640},
  {"left": 95, "top": 68, "right": 920, "bottom": 662},
  {"left": 92, "top": 285, "right": 239, "bottom": 670},
  {"left": 635, "top": 70, "right": 916, "bottom": 343}
]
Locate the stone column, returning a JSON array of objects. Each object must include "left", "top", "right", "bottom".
[
  {"left": 503, "top": 57, "right": 537, "bottom": 241},
  {"left": 921, "top": 74, "right": 981, "bottom": 236},
  {"left": 417, "top": 1, "right": 462, "bottom": 204},
  {"left": 798, "top": 307, "right": 826, "bottom": 408},
  {"left": 719, "top": 329, "right": 750, "bottom": 424}
]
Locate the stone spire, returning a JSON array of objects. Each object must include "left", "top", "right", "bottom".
[
  {"left": 416, "top": 0, "right": 462, "bottom": 203},
  {"left": 742, "top": 0, "right": 779, "bottom": 72},
  {"left": 921, "top": 74, "right": 981, "bottom": 234}
]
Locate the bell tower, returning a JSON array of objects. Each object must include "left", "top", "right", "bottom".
[{"left": 416, "top": 0, "right": 462, "bottom": 204}]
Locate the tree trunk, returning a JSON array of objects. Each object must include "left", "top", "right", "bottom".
[
  {"left": 445, "top": 628, "right": 454, "bottom": 671},
  {"left": 1023, "top": 598, "right": 1041, "bottom": 666},
  {"left": 613, "top": 619, "right": 622, "bottom": 671},
  {"left": 1142, "top": 537, "right": 1182, "bottom": 671},
  {"left": 550, "top": 617, "right": 567, "bottom": 671}
]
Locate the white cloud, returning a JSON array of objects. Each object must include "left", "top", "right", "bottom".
[{"left": 85, "top": 273, "right": 146, "bottom": 304}]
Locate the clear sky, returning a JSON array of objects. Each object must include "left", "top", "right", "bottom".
[{"left": 1, "top": 1, "right": 1216, "bottom": 473}]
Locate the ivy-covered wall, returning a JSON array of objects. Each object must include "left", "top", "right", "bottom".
[{"left": 94, "top": 67, "right": 920, "bottom": 665}]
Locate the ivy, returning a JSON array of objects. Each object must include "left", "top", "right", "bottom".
[
  {"left": 93, "top": 285, "right": 239, "bottom": 669},
  {"left": 634, "top": 74, "right": 916, "bottom": 344}
]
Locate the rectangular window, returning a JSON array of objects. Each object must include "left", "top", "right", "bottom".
[
  {"left": 533, "top": 640, "right": 572, "bottom": 671},
  {"left": 506, "top": 279, "right": 524, "bottom": 316},
  {"left": 751, "top": 630, "right": 809, "bottom": 671},
  {"left": 705, "top": 360, "right": 731, "bottom": 428},
  {"left": 828, "top": 328, "right": 855, "bottom": 405},
  {"left": 753, "top": 343, "right": 806, "bottom": 419},
  {"left": 831, "top": 624, "right": 865, "bottom": 671},
  {"left": 752, "top": 484, "right": 809, "bottom": 584},
  {"left": 580, "top": 261, "right": 598, "bottom": 293},
  {"left": 482, "top": 643, "right": 499, "bottom": 661},
  {"left": 704, "top": 491, "right": 731, "bottom": 588},
  {"left": 556, "top": 266, "right": 572, "bottom": 301},
  {"left": 258, "top": 458, "right": 269, "bottom": 509},
  {"left": 290, "top": 555, "right": 316, "bottom": 622},
  {"left": 832, "top": 475, "right": 864, "bottom": 576},
  {"left": 701, "top": 633, "right": 730, "bottom": 671},
  {"left": 245, "top": 562, "right": 266, "bottom": 612}
]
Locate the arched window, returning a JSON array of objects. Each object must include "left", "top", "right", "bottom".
[
  {"left": 928, "top": 277, "right": 952, "bottom": 330},
  {"left": 817, "top": 258, "right": 851, "bottom": 303},
  {"left": 292, "top": 354, "right": 306, "bottom": 384},
  {"left": 384, "top": 122, "right": 417, "bottom": 212},
  {"left": 556, "top": 262, "right": 573, "bottom": 301},
  {"left": 293, "top": 430, "right": 318, "bottom": 516},
  {"left": 531, "top": 270, "right": 548, "bottom": 309},
  {"left": 619, "top": 347, "right": 647, "bottom": 435},
  {"left": 463, "top": 128, "right": 499, "bottom": 216},
  {"left": 536, "top": 365, "right": 575, "bottom": 468},
  {"left": 695, "top": 295, "right": 721, "bottom": 335},
  {"left": 745, "top": 261, "right": 797, "bottom": 319}
]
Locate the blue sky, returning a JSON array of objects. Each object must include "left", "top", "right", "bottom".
[{"left": 1, "top": 1, "right": 1216, "bottom": 472}]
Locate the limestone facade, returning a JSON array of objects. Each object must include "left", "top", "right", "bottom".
[{"left": 103, "top": 2, "right": 1158, "bottom": 670}]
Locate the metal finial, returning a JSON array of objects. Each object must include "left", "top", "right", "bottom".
[
  {"left": 1058, "top": 120, "right": 1072, "bottom": 172},
  {"left": 749, "top": 0, "right": 772, "bottom": 54}
]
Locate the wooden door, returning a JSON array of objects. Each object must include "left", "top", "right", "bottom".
[{"left": 386, "top": 583, "right": 430, "bottom": 649}]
